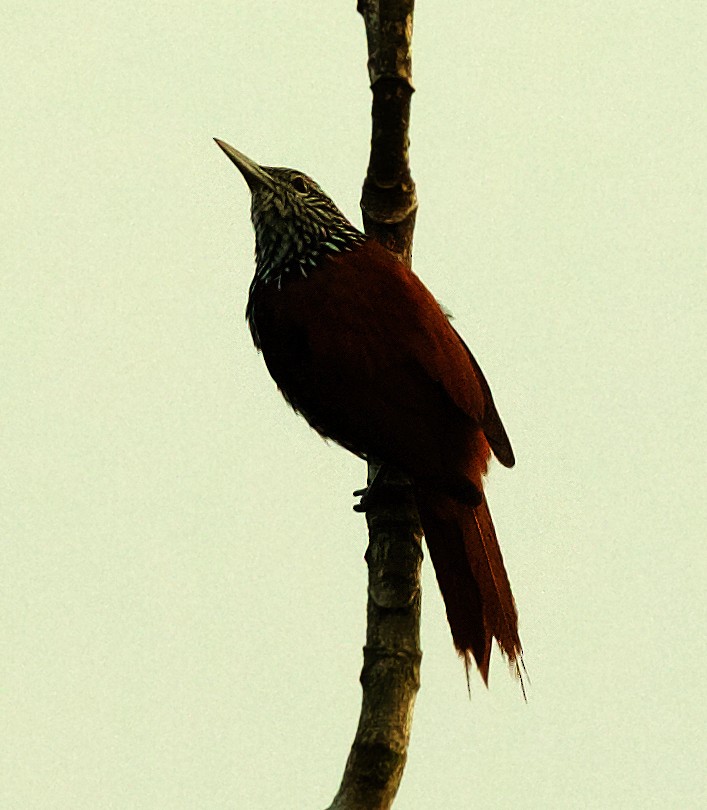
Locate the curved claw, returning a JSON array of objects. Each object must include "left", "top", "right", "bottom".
[
  {"left": 353, "top": 485, "right": 374, "bottom": 512},
  {"left": 352, "top": 465, "right": 416, "bottom": 513}
]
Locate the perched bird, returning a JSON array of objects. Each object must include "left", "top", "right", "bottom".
[{"left": 215, "top": 138, "right": 522, "bottom": 684}]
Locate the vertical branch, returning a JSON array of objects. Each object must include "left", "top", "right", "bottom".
[
  {"left": 327, "top": 3, "right": 419, "bottom": 809},
  {"left": 359, "top": 0, "right": 417, "bottom": 262}
]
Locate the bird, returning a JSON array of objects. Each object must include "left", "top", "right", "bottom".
[{"left": 215, "top": 137, "right": 522, "bottom": 685}]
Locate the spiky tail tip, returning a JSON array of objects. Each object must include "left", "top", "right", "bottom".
[{"left": 417, "top": 490, "right": 524, "bottom": 694}]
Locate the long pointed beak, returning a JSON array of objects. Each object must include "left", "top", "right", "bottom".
[{"left": 213, "top": 138, "right": 273, "bottom": 190}]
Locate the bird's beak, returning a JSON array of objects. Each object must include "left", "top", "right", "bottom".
[{"left": 213, "top": 138, "right": 273, "bottom": 190}]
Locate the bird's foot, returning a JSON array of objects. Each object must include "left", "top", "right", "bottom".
[
  {"left": 352, "top": 486, "right": 373, "bottom": 512},
  {"left": 353, "top": 464, "right": 414, "bottom": 512}
]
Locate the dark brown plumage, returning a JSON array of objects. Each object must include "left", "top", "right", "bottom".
[{"left": 215, "top": 139, "right": 522, "bottom": 683}]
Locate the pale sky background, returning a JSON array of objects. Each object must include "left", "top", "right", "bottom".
[{"left": 2, "top": 2, "right": 705, "bottom": 808}]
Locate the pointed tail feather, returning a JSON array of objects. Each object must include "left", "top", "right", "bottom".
[
  {"left": 416, "top": 491, "right": 522, "bottom": 684},
  {"left": 468, "top": 496, "right": 522, "bottom": 666}
]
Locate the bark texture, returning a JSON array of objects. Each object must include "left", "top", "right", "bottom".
[{"left": 327, "top": 3, "right": 420, "bottom": 808}]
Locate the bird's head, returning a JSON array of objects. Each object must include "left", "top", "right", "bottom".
[{"left": 214, "top": 138, "right": 364, "bottom": 284}]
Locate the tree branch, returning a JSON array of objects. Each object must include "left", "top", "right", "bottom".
[
  {"left": 359, "top": 0, "right": 417, "bottom": 262},
  {"left": 327, "top": 3, "right": 420, "bottom": 808}
]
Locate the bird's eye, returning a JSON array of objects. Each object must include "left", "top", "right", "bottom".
[{"left": 291, "top": 176, "right": 308, "bottom": 193}]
